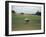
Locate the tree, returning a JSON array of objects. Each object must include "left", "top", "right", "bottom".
[
  {"left": 12, "top": 10, "right": 16, "bottom": 14},
  {"left": 35, "top": 11, "right": 41, "bottom": 16},
  {"left": 20, "top": 12, "right": 24, "bottom": 15}
]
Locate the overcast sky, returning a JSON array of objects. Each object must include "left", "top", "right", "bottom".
[{"left": 12, "top": 5, "right": 41, "bottom": 14}]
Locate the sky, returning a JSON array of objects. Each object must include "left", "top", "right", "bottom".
[{"left": 11, "top": 5, "right": 41, "bottom": 14}]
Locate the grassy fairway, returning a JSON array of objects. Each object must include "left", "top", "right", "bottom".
[{"left": 12, "top": 13, "right": 41, "bottom": 31}]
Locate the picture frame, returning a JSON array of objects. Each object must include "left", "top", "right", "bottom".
[{"left": 5, "top": 1, "right": 45, "bottom": 36}]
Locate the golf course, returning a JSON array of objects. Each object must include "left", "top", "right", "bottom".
[{"left": 12, "top": 13, "right": 41, "bottom": 31}]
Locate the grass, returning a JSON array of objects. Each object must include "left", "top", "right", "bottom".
[{"left": 12, "top": 13, "right": 41, "bottom": 31}]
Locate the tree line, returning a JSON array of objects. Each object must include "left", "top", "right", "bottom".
[{"left": 12, "top": 10, "right": 41, "bottom": 16}]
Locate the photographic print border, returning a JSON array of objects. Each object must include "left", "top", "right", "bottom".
[{"left": 5, "top": 1, "right": 45, "bottom": 36}]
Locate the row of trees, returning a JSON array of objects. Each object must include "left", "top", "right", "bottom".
[{"left": 12, "top": 10, "right": 41, "bottom": 16}]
